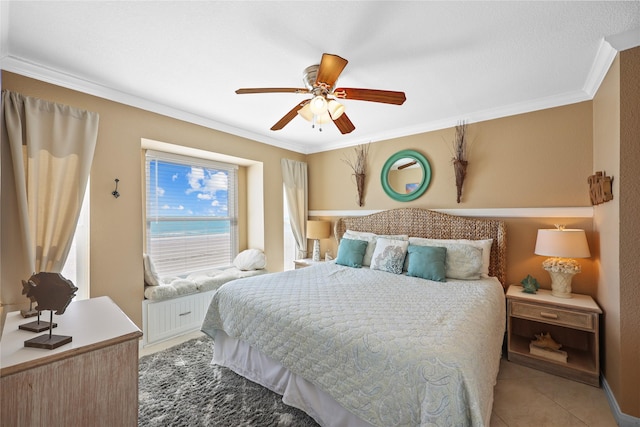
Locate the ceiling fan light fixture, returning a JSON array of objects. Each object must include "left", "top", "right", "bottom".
[
  {"left": 327, "top": 99, "right": 345, "bottom": 119},
  {"left": 316, "top": 111, "right": 332, "bottom": 124},
  {"left": 297, "top": 103, "right": 313, "bottom": 122},
  {"left": 309, "top": 95, "right": 328, "bottom": 115}
]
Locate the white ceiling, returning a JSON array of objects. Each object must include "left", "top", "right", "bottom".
[{"left": 1, "top": 1, "right": 639, "bottom": 154}]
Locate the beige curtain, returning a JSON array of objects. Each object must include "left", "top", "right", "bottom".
[
  {"left": 2, "top": 90, "right": 99, "bottom": 273},
  {"left": 281, "top": 158, "right": 308, "bottom": 259}
]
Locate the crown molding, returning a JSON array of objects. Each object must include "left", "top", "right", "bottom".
[
  {"left": 605, "top": 26, "right": 640, "bottom": 52},
  {"left": 583, "top": 39, "right": 618, "bottom": 97},
  {"left": 0, "top": 52, "right": 603, "bottom": 157},
  {"left": 0, "top": 55, "right": 305, "bottom": 154},
  {"left": 307, "top": 89, "right": 592, "bottom": 154}
]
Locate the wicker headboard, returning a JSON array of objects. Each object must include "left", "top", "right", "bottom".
[{"left": 334, "top": 208, "right": 507, "bottom": 287}]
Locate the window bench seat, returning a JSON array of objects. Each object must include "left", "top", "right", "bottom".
[{"left": 142, "top": 267, "right": 268, "bottom": 347}]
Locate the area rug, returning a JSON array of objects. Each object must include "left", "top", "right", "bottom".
[{"left": 138, "top": 335, "right": 319, "bottom": 426}]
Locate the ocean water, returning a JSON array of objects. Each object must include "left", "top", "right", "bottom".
[{"left": 148, "top": 220, "right": 230, "bottom": 237}]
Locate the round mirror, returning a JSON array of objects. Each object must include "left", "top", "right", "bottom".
[{"left": 381, "top": 150, "right": 432, "bottom": 201}]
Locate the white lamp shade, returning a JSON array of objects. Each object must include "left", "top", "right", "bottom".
[
  {"left": 534, "top": 229, "right": 591, "bottom": 258},
  {"left": 297, "top": 103, "right": 313, "bottom": 121},
  {"left": 309, "top": 95, "right": 328, "bottom": 115},
  {"left": 306, "top": 220, "right": 331, "bottom": 239},
  {"left": 327, "top": 100, "right": 345, "bottom": 119},
  {"left": 315, "top": 111, "right": 332, "bottom": 124}
]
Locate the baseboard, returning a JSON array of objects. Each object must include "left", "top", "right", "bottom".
[{"left": 602, "top": 375, "right": 640, "bottom": 427}]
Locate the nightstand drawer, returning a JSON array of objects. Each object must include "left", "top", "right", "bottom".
[{"left": 510, "top": 301, "right": 594, "bottom": 330}]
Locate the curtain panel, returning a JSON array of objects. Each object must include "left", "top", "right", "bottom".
[
  {"left": 281, "top": 158, "right": 308, "bottom": 260},
  {"left": 2, "top": 90, "right": 99, "bottom": 273}
]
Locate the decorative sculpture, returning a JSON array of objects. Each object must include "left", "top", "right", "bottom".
[
  {"left": 19, "top": 279, "right": 58, "bottom": 332},
  {"left": 451, "top": 122, "right": 468, "bottom": 203},
  {"left": 531, "top": 332, "right": 562, "bottom": 351},
  {"left": 520, "top": 274, "right": 540, "bottom": 294},
  {"left": 21, "top": 272, "right": 78, "bottom": 349},
  {"left": 20, "top": 278, "right": 39, "bottom": 318},
  {"left": 588, "top": 171, "right": 613, "bottom": 205},
  {"left": 341, "top": 143, "right": 369, "bottom": 207}
]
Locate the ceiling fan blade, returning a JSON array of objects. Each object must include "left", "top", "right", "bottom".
[
  {"left": 333, "top": 88, "right": 406, "bottom": 105},
  {"left": 332, "top": 113, "right": 355, "bottom": 134},
  {"left": 315, "top": 54, "right": 348, "bottom": 88},
  {"left": 236, "top": 88, "right": 309, "bottom": 94},
  {"left": 270, "top": 101, "right": 309, "bottom": 131}
]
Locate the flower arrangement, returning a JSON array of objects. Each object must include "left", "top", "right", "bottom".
[{"left": 542, "top": 257, "right": 581, "bottom": 274}]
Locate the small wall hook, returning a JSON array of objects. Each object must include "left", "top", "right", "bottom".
[{"left": 112, "top": 178, "right": 120, "bottom": 198}]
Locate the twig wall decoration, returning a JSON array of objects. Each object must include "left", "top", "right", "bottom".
[
  {"left": 452, "top": 122, "right": 468, "bottom": 203},
  {"left": 341, "top": 143, "right": 369, "bottom": 207}
]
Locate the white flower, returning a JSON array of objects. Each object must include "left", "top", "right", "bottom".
[{"left": 542, "top": 257, "right": 581, "bottom": 274}]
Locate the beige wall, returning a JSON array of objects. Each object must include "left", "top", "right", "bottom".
[
  {"left": 593, "top": 54, "right": 623, "bottom": 411},
  {"left": 593, "top": 47, "right": 640, "bottom": 419},
  {"left": 1, "top": 71, "right": 305, "bottom": 328},
  {"left": 309, "top": 103, "right": 597, "bottom": 294},
  {"left": 618, "top": 46, "right": 640, "bottom": 418}
]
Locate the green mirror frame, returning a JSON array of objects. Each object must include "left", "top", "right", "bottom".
[{"left": 381, "top": 149, "right": 432, "bottom": 202}]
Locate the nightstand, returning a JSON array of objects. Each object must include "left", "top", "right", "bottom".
[
  {"left": 293, "top": 258, "right": 324, "bottom": 269},
  {"left": 506, "top": 285, "right": 602, "bottom": 387}
]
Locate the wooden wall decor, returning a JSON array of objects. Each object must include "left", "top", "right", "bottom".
[
  {"left": 341, "top": 143, "right": 369, "bottom": 207},
  {"left": 588, "top": 171, "right": 613, "bottom": 205},
  {"left": 452, "top": 122, "right": 468, "bottom": 203}
]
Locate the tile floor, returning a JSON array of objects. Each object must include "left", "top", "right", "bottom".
[{"left": 140, "top": 332, "right": 618, "bottom": 427}]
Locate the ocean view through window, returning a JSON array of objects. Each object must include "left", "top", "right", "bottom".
[{"left": 145, "top": 150, "right": 238, "bottom": 277}]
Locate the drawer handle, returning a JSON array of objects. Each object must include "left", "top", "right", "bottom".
[
  {"left": 540, "top": 311, "right": 559, "bottom": 319},
  {"left": 178, "top": 311, "right": 192, "bottom": 317}
]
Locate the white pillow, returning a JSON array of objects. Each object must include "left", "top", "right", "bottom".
[
  {"left": 408, "top": 237, "right": 492, "bottom": 277},
  {"left": 370, "top": 237, "right": 409, "bottom": 275},
  {"left": 343, "top": 230, "right": 409, "bottom": 267},
  {"left": 409, "top": 238, "right": 484, "bottom": 280},
  {"left": 233, "top": 249, "right": 267, "bottom": 271},
  {"left": 143, "top": 253, "right": 160, "bottom": 286},
  {"left": 343, "top": 230, "right": 377, "bottom": 266}
]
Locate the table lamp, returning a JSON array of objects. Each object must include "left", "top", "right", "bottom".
[
  {"left": 306, "top": 220, "right": 331, "bottom": 262},
  {"left": 534, "top": 226, "right": 591, "bottom": 298}
]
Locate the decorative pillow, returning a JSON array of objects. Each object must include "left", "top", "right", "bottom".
[
  {"left": 335, "top": 238, "right": 369, "bottom": 268},
  {"left": 406, "top": 245, "right": 447, "bottom": 282},
  {"left": 168, "top": 279, "right": 198, "bottom": 295},
  {"left": 408, "top": 238, "right": 484, "bottom": 280},
  {"left": 143, "top": 253, "right": 160, "bottom": 286},
  {"left": 233, "top": 249, "right": 267, "bottom": 271},
  {"left": 343, "top": 230, "right": 377, "bottom": 266},
  {"left": 370, "top": 237, "right": 409, "bottom": 274},
  {"left": 412, "top": 238, "right": 492, "bottom": 277},
  {"left": 343, "top": 231, "right": 409, "bottom": 267}
]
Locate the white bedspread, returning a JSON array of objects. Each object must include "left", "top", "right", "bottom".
[{"left": 202, "top": 262, "right": 505, "bottom": 427}]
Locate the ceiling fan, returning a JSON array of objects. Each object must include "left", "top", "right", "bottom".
[{"left": 235, "top": 53, "right": 406, "bottom": 134}]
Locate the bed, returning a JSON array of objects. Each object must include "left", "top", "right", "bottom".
[{"left": 202, "top": 208, "right": 507, "bottom": 426}]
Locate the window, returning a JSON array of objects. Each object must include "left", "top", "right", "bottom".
[
  {"left": 283, "top": 188, "right": 295, "bottom": 270},
  {"left": 61, "top": 180, "right": 90, "bottom": 300},
  {"left": 145, "top": 150, "right": 238, "bottom": 277}
]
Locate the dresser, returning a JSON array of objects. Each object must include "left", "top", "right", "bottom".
[
  {"left": 1, "top": 296, "right": 142, "bottom": 426},
  {"left": 506, "top": 285, "right": 602, "bottom": 386}
]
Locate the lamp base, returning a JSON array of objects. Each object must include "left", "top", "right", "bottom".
[
  {"left": 312, "top": 239, "right": 321, "bottom": 262},
  {"left": 547, "top": 270, "right": 575, "bottom": 298}
]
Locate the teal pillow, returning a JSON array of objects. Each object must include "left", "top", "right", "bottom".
[
  {"left": 335, "top": 238, "right": 369, "bottom": 268},
  {"left": 406, "top": 245, "right": 447, "bottom": 282}
]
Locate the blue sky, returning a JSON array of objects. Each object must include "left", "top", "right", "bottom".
[{"left": 147, "top": 160, "right": 229, "bottom": 218}]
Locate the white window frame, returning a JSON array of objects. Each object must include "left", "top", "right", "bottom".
[{"left": 145, "top": 150, "right": 238, "bottom": 277}]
